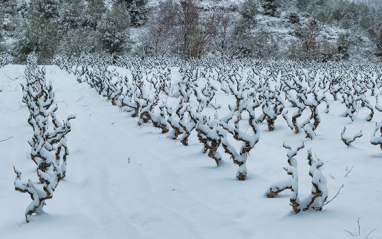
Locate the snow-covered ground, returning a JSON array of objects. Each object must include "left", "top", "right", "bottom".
[{"left": 0, "top": 64, "right": 381, "bottom": 239}]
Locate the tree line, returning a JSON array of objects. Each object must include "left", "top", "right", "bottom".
[{"left": 0, "top": 0, "right": 381, "bottom": 63}]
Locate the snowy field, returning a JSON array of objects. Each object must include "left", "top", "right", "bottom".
[{"left": 1, "top": 63, "right": 382, "bottom": 239}]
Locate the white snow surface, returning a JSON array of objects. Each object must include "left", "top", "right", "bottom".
[{"left": 1, "top": 65, "right": 382, "bottom": 239}]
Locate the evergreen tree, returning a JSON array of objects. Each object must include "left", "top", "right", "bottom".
[
  {"left": 262, "top": 0, "right": 279, "bottom": 17},
  {"left": 368, "top": 21, "right": 382, "bottom": 57},
  {"left": 14, "top": 12, "right": 61, "bottom": 63},
  {"left": 288, "top": 12, "right": 300, "bottom": 24},
  {"left": 97, "top": 4, "right": 130, "bottom": 54},
  {"left": 82, "top": 0, "right": 107, "bottom": 30},
  {"left": 16, "top": 0, "right": 29, "bottom": 18},
  {"left": 59, "top": 28, "right": 103, "bottom": 56},
  {"left": 114, "top": 0, "right": 148, "bottom": 27},
  {"left": 239, "top": 0, "right": 257, "bottom": 29},
  {"left": 296, "top": 0, "right": 310, "bottom": 12},
  {"left": 315, "top": 0, "right": 327, "bottom": 8},
  {"left": 336, "top": 33, "right": 350, "bottom": 60},
  {"left": 29, "top": 0, "right": 60, "bottom": 20},
  {"left": 233, "top": 0, "right": 254, "bottom": 34},
  {"left": 1, "top": 0, "right": 17, "bottom": 15},
  {"left": 0, "top": 11, "right": 4, "bottom": 52},
  {"left": 58, "top": 0, "right": 85, "bottom": 30}
]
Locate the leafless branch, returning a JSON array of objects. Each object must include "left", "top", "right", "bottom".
[
  {"left": 323, "top": 184, "right": 344, "bottom": 206},
  {"left": 0, "top": 136, "right": 14, "bottom": 143}
]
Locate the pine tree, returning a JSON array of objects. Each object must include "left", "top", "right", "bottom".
[
  {"left": 29, "top": 0, "right": 60, "bottom": 20},
  {"left": 97, "top": 4, "right": 130, "bottom": 54},
  {"left": 58, "top": 0, "right": 85, "bottom": 30},
  {"left": 82, "top": 0, "right": 107, "bottom": 30},
  {"left": 336, "top": 33, "right": 350, "bottom": 60},
  {"left": 58, "top": 28, "right": 103, "bottom": 57},
  {"left": 14, "top": 11, "right": 61, "bottom": 63},
  {"left": 114, "top": 0, "right": 148, "bottom": 26},
  {"left": 1, "top": 0, "right": 17, "bottom": 15},
  {"left": 239, "top": 0, "right": 257, "bottom": 28},
  {"left": 262, "top": 0, "right": 279, "bottom": 17},
  {"left": 315, "top": 0, "right": 327, "bottom": 7},
  {"left": 0, "top": 11, "right": 3, "bottom": 43}
]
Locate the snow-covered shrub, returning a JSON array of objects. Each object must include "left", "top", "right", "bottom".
[
  {"left": 151, "top": 104, "right": 169, "bottom": 134},
  {"left": 297, "top": 90, "right": 325, "bottom": 139},
  {"left": 371, "top": 121, "right": 382, "bottom": 149},
  {"left": 56, "top": 55, "right": 382, "bottom": 189},
  {"left": 267, "top": 144, "right": 328, "bottom": 213},
  {"left": 52, "top": 54, "right": 74, "bottom": 72},
  {"left": 302, "top": 149, "right": 328, "bottom": 212},
  {"left": 218, "top": 115, "right": 260, "bottom": 180},
  {"left": 258, "top": 90, "right": 284, "bottom": 131},
  {"left": 341, "top": 126, "right": 362, "bottom": 147},
  {"left": 14, "top": 54, "right": 75, "bottom": 223},
  {"left": 267, "top": 142, "right": 304, "bottom": 199},
  {"left": 178, "top": 107, "right": 198, "bottom": 146},
  {"left": 166, "top": 105, "right": 184, "bottom": 140},
  {"left": 195, "top": 113, "right": 222, "bottom": 166}
]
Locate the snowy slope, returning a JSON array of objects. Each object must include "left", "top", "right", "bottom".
[{"left": 0, "top": 64, "right": 382, "bottom": 239}]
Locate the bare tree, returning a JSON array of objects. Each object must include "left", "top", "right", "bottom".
[{"left": 145, "top": 0, "right": 179, "bottom": 57}]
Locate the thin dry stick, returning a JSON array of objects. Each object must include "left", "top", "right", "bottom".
[
  {"left": 0, "top": 136, "right": 14, "bottom": 143},
  {"left": 343, "top": 218, "right": 361, "bottom": 237},
  {"left": 0, "top": 69, "right": 16, "bottom": 81},
  {"left": 76, "top": 96, "right": 85, "bottom": 102},
  {"left": 323, "top": 184, "right": 344, "bottom": 206},
  {"left": 345, "top": 166, "right": 354, "bottom": 178},
  {"left": 358, "top": 218, "right": 361, "bottom": 235},
  {"left": 344, "top": 229, "right": 356, "bottom": 237},
  {"left": 366, "top": 228, "right": 377, "bottom": 239}
]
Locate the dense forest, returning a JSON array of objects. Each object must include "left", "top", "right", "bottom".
[{"left": 0, "top": 0, "right": 382, "bottom": 63}]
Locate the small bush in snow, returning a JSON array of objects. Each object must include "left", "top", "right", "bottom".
[
  {"left": 341, "top": 126, "right": 362, "bottom": 147},
  {"left": 218, "top": 115, "right": 260, "bottom": 180},
  {"left": 371, "top": 121, "right": 382, "bottom": 149},
  {"left": 267, "top": 144, "right": 328, "bottom": 213}
]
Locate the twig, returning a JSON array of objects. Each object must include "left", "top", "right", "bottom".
[
  {"left": 366, "top": 228, "right": 377, "bottom": 239},
  {"left": 344, "top": 230, "right": 356, "bottom": 236},
  {"left": 0, "top": 136, "right": 14, "bottom": 143},
  {"left": 76, "top": 96, "right": 85, "bottom": 102},
  {"left": 344, "top": 217, "right": 377, "bottom": 238},
  {"left": 345, "top": 166, "right": 354, "bottom": 178},
  {"left": 0, "top": 69, "right": 16, "bottom": 81},
  {"left": 358, "top": 217, "right": 361, "bottom": 235},
  {"left": 323, "top": 184, "right": 344, "bottom": 206},
  {"left": 56, "top": 100, "right": 69, "bottom": 108}
]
